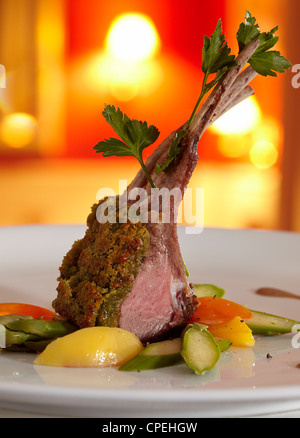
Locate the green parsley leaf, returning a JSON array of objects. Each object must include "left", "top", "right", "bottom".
[
  {"left": 94, "top": 138, "right": 135, "bottom": 157},
  {"left": 237, "top": 11, "right": 292, "bottom": 77},
  {"left": 255, "top": 27, "right": 279, "bottom": 54},
  {"left": 236, "top": 10, "right": 260, "bottom": 52},
  {"left": 250, "top": 50, "right": 292, "bottom": 77},
  {"left": 202, "top": 19, "right": 236, "bottom": 74},
  {"left": 155, "top": 19, "right": 236, "bottom": 174},
  {"left": 94, "top": 105, "right": 160, "bottom": 188}
]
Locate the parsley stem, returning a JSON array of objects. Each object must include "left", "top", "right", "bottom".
[
  {"left": 186, "top": 71, "right": 210, "bottom": 130},
  {"left": 139, "top": 159, "right": 157, "bottom": 189}
]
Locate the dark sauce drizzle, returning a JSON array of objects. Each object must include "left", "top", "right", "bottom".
[{"left": 255, "top": 287, "right": 300, "bottom": 300}]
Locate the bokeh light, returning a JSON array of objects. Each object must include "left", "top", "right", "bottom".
[
  {"left": 250, "top": 140, "right": 278, "bottom": 169},
  {"left": 1, "top": 113, "right": 37, "bottom": 148},
  {"left": 210, "top": 96, "right": 261, "bottom": 136},
  {"left": 73, "top": 12, "right": 163, "bottom": 102},
  {"left": 106, "top": 13, "right": 160, "bottom": 63}
]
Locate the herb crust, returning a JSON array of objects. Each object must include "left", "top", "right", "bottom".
[{"left": 52, "top": 198, "right": 150, "bottom": 327}]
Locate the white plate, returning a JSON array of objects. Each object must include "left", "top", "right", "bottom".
[{"left": 0, "top": 225, "right": 300, "bottom": 418}]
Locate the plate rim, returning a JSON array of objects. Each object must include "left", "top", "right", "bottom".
[{"left": 1, "top": 379, "right": 300, "bottom": 402}]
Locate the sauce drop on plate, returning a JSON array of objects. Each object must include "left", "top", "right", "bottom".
[{"left": 255, "top": 287, "right": 300, "bottom": 300}]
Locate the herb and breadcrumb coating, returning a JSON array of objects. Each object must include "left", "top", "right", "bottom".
[{"left": 52, "top": 198, "right": 150, "bottom": 328}]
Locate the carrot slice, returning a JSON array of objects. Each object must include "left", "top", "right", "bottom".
[
  {"left": 0, "top": 303, "right": 57, "bottom": 319},
  {"left": 188, "top": 297, "right": 253, "bottom": 325}
]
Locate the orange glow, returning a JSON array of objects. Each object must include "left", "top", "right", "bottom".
[
  {"left": 217, "top": 134, "right": 251, "bottom": 158},
  {"left": 80, "top": 52, "right": 163, "bottom": 101},
  {"left": 0, "top": 113, "right": 37, "bottom": 148},
  {"left": 70, "top": 12, "right": 163, "bottom": 102},
  {"left": 0, "top": 88, "right": 9, "bottom": 113},
  {"left": 252, "top": 118, "right": 282, "bottom": 147},
  {"left": 36, "top": 0, "right": 65, "bottom": 156}
]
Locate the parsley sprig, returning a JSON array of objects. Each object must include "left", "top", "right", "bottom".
[
  {"left": 155, "top": 11, "right": 291, "bottom": 174},
  {"left": 94, "top": 11, "right": 291, "bottom": 180},
  {"left": 237, "top": 11, "right": 292, "bottom": 76},
  {"left": 155, "top": 19, "right": 236, "bottom": 174},
  {"left": 94, "top": 105, "right": 159, "bottom": 188}
]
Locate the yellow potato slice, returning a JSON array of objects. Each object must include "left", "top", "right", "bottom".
[{"left": 34, "top": 326, "right": 143, "bottom": 367}]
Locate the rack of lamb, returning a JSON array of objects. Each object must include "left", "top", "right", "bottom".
[{"left": 52, "top": 14, "right": 290, "bottom": 342}]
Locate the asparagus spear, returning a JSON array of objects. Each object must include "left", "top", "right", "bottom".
[
  {"left": 0, "top": 315, "right": 77, "bottom": 351},
  {"left": 5, "top": 319, "right": 77, "bottom": 339},
  {"left": 246, "top": 310, "right": 300, "bottom": 335}
]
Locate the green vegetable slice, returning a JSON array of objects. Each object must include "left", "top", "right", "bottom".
[
  {"left": 119, "top": 338, "right": 183, "bottom": 371},
  {"left": 119, "top": 335, "right": 230, "bottom": 372},
  {"left": 0, "top": 314, "right": 34, "bottom": 325},
  {"left": 5, "top": 319, "right": 77, "bottom": 339},
  {"left": 181, "top": 324, "right": 220, "bottom": 375},
  {"left": 215, "top": 338, "right": 232, "bottom": 352},
  {"left": 1, "top": 325, "right": 40, "bottom": 347},
  {"left": 23, "top": 339, "right": 54, "bottom": 352},
  {"left": 0, "top": 317, "right": 78, "bottom": 351},
  {"left": 246, "top": 310, "right": 300, "bottom": 335},
  {"left": 193, "top": 284, "right": 225, "bottom": 298}
]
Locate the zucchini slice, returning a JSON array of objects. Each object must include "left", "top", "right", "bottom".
[
  {"left": 119, "top": 338, "right": 184, "bottom": 371},
  {"left": 181, "top": 323, "right": 220, "bottom": 375},
  {"left": 193, "top": 284, "right": 225, "bottom": 298}
]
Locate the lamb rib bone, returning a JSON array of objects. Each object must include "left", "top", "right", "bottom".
[
  {"left": 209, "top": 66, "right": 258, "bottom": 126},
  {"left": 189, "top": 40, "right": 260, "bottom": 139},
  {"left": 128, "top": 41, "right": 260, "bottom": 194},
  {"left": 209, "top": 84, "right": 255, "bottom": 127}
]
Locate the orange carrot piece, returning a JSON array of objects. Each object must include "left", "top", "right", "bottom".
[
  {"left": 0, "top": 303, "right": 57, "bottom": 319},
  {"left": 188, "top": 297, "right": 253, "bottom": 325}
]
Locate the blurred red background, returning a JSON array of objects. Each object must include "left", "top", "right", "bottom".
[
  {"left": 64, "top": 0, "right": 226, "bottom": 159},
  {"left": 0, "top": 0, "right": 299, "bottom": 230}
]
